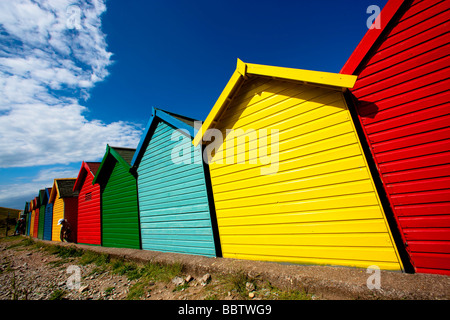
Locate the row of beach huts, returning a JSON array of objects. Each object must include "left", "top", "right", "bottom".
[{"left": 21, "top": 0, "right": 449, "bottom": 275}]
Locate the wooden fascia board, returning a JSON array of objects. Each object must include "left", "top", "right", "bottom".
[
  {"left": 73, "top": 161, "right": 90, "bottom": 191},
  {"left": 340, "top": 0, "right": 405, "bottom": 75},
  {"left": 246, "top": 63, "right": 357, "bottom": 88},
  {"left": 192, "top": 68, "right": 243, "bottom": 146},
  {"left": 93, "top": 145, "right": 132, "bottom": 185},
  {"left": 132, "top": 108, "right": 197, "bottom": 168},
  {"left": 131, "top": 107, "right": 156, "bottom": 167},
  {"left": 92, "top": 145, "right": 110, "bottom": 185},
  {"left": 193, "top": 58, "right": 356, "bottom": 146},
  {"left": 156, "top": 109, "right": 197, "bottom": 139},
  {"left": 49, "top": 180, "right": 58, "bottom": 204}
]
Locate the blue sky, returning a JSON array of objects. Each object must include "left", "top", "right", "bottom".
[{"left": 0, "top": 0, "right": 387, "bottom": 209}]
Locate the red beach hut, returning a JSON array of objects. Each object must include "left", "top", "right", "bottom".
[
  {"left": 341, "top": 0, "right": 450, "bottom": 275},
  {"left": 73, "top": 161, "right": 101, "bottom": 245}
]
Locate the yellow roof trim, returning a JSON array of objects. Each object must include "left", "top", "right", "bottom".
[
  {"left": 245, "top": 63, "right": 357, "bottom": 88},
  {"left": 193, "top": 69, "right": 243, "bottom": 146},
  {"left": 193, "top": 59, "right": 357, "bottom": 146}
]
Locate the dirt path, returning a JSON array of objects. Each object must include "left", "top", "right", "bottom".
[{"left": 1, "top": 236, "right": 449, "bottom": 300}]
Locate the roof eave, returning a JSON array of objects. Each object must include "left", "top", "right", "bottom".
[
  {"left": 73, "top": 161, "right": 90, "bottom": 191},
  {"left": 131, "top": 108, "right": 198, "bottom": 168},
  {"left": 93, "top": 145, "right": 133, "bottom": 185},
  {"left": 193, "top": 58, "right": 357, "bottom": 146},
  {"left": 340, "top": 0, "right": 405, "bottom": 75}
]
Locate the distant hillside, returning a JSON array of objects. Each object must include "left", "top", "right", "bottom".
[
  {"left": 0, "top": 207, "right": 22, "bottom": 236},
  {"left": 0, "top": 207, "right": 22, "bottom": 220}
]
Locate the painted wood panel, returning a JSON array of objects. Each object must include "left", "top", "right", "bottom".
[
  {"left": 64, "top": 197, "right": 78, "bottom": 243},
  {"left": 74, "top": 162, "right": 101, "bottom": 245},
  {"left": 33, "top": 206, "right": 39, "bottom": 239},
  {"left": 341, "top": 0, "right": 450, "bottom": 275},
  {"left": 49, "top": 179, "right": 78, "bottom": 243},
  {"left": 43, "top": 203, "right": 53, "bottom": 241},
  {"left": 29, "top": 205, "right": 35, "bottom": 238},
  {"left": 96, "top": 146, "right": 140, "bottom": 249},
  {"left": 38, "top": 204, "right": 45, "bottom": 239},
  {"left": 52, "top": 193, "right": 64, "bottom": 242},
  {"left": 196, "top": 61, "right": 403, "bottom": 271},
  {"left": 135, "top": 115, "right": 217, "bottom": 257}
]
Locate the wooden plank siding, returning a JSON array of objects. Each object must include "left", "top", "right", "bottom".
[
  {"left": 341, "top": 0, "right": 450, "bottom": 275},
  {"left": 101, "top": 162, "right": 140, "bottom": 248},
  {"left": 29, "top": 200, "right": 35, "bottom": 238},
  {"left": 38, "top": 189, "right": 46, "bottom": 239},
  {"left": 73, "top": 162, "right": 101, "bottom": 245},
  {"left": 49, "top": 179, "right": 78, "bottom": 242},
  {"left": 64, "top": 197, "right": 78, "bottom": 243},
  {"left": 43, "top": 188, "right": 53, "bottom": 241},
  {"left": 94, "top": 146, "right": 140, "bottom": 249},
  {"left": 195, "top": 60, "right": 404, "bottom": 270},
  {"left": 133, "top": 110, "right": 218, "bottom": 257},
  {"left": 51, "top": 192, "right": 64, "bottom": 242},
  {"left": 33, "top": 197, "right": 40, "bottom": 238}
]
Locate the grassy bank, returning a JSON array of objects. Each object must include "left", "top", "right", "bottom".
[{"left": 2, "top": 237, "right": 311, "bottom": 300}]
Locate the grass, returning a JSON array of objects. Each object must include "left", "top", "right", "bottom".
[
  {"left": 211, "top": 272, "right": 311, "bottom": 300},
  {"left": 49, "top": 289, "right": 67, "bottom": 300},
  {"left": 2, "top": 238, "right": 313, "bottom": 300},
  {"left": 124, "top": 261, "right": 184, "bottom": 299},
  {"left": 6, "top": 237, "right": 34, "bottom": 249},
  {"left": 79, "top": 250, "right": 110, "bottom": 266}
]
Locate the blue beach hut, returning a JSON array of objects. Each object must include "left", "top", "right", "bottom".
[{"left": 131, "top": 108, "right": 220, "bottom": 257}]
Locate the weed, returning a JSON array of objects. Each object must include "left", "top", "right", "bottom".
[
  {"left": 7, "top": 238, "right": 34, "bottom": 249},
  {"left": 224, "top": 272, "right": 255, "bottom": 298},
  {"left": 173, "top": 281, "right": 190, "bottom": 292},
  {"left": 54, "top": 246, "right": 83, "bottom": 259},
  {"left": 204, "top": 293, "right": 219, "bottom": 300},
  {"left": 47, "top": 259, "right": 68, "bottom": 268},
  {"left": 124, "top": 261, "right": 184, "bottom": 300},
  {"left": 49, "top": 289, "right": 67, "bottom": 300},
  {"left": 103, "top": 286, "right": 115, "bottom": 298},
  {"left": 140, "top": 261, "right": 183, "bottom": 283},
  {"left": 126, "top": 281, "right": 147, "bottom": 300},
  {"left": 79, "top": 251, "right": 109, "bottom": 266},
  {"left": 277, "top": 289, "right": 311, "bottom": 300}
]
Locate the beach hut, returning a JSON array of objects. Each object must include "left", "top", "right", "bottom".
[
  {"left": 49, "top": 178, "right": 79, "bottom": 242},
  {"left": 131, "top": 108, "right": 219, "bottom": 257},
  {"left": 43, "top": 188, "right": 53, "bottom": 240},
  {"left": 73, "top": 162, "right": 101, "bottom": 245},
  {"left": 340, "top": 0, "right": 450, "bottom": 275},
  {"left": 23, "top": 202, "right": 30, "bottom": 236},
  {"left": 38, "top": 189, "right": 48, "bottom": 239},
  {"left": 33, "top": 196, "right": 40, "bottom": 238},
  {"left": 192, "top": 59, "right": 405, "bottom": 271},
  {"left": 29, "top": 199, "right": 35, "bottom": 237},
  {"left": 92, "top": 145, "right": 140, "bottom": 249},
  {"left": 93, "top": 145, "right": 140, "bottom": 249},
  {"left": 23, "top": 202, "right": 29, "bottom": 236}
]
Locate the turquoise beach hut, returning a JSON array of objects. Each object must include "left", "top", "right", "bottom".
[{"left": 131, "top": 108, "right": 220, "bottom": 257}]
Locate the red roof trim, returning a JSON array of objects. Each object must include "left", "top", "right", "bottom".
[
  {"left": 73, "top": 161, "right": 100, "bottom": 191},
  {"left": 340, "top": 0, "right": 406, "bottom": 75}
]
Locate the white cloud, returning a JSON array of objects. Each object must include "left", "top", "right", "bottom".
[
  {"left": 31, "top": 166, "right": 79, "bottom": 182},
  {"left": 0, "top": 0, "right": 143, "bottom": 168},
  {"left": 0, "top": 165, "right": 80, "bottom": 206}
]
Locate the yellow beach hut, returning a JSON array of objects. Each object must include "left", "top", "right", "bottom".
[
  {"left": 193, "top": 59, "right": 404, "bottom": 271},
  {"left": 49, "top": 178, "right": 78, "bottom": 242},
  {"left": 29, "top": 198, "right": 35, "bottom": 238}
]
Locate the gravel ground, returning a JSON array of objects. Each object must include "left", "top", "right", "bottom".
[{"left": 1, "top": 236, "right": 449, "bottom": 300}]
